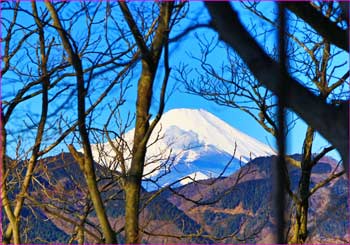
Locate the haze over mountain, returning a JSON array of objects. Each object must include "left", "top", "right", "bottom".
[{"left": 89, "top": 108, "right": 276, "bottom": 189}]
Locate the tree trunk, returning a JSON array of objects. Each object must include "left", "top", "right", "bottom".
[
  {"left": 45, "top": 4, "right": 117, "bottom": 243},
  {"left": 77, "top": 225, "right": 84, "bottom": 244},
  {"left": 125, "top": 176, "right": 142, "bottom": 243},
  {"left": 298, "top": 170, "right": 311, "bottom": 242},
  {"left": 289, "top": 169, "right": 311, "bottom": 244},
  {"left": 84, "top": 158, "right": 116, "bottom": 244},
  {"left": 124, "top": 64, "right": 152, "bottom": 244},
  {"left": 289, "top": 127, "right": 313, "bottom": 243},
  {"left": 118, "top": 3, "right": 174, "bottom": 243}
]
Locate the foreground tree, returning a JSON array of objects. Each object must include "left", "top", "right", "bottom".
[
  {"left": 45, "top": 1, "right": 187, "bottom": 243},
  {"left": 118, "top": 2, "right": 182, "bottom": 243},
  {"left": 45, "top": 2, "right": 118, "bottom": 243},
  {"left": 2, "top": 1, "right": 188, "bottom": 243},
  {"left": 3, "top": 1, "right": 347, "bottom": 244},
  {"left": 2, "top": 2, "right": 135, "bottom": 243},
  {"left": 183, "top": 1, "right": 348, "bottom": 243},
  {"left": 1, "top": 2, "right": 70, "bottom": 243},
  {"left": 204, "top": 2, "right": 349, "bottom": 172}
]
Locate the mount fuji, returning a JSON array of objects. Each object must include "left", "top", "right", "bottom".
[{"left": 90, "top": 108, "right": 275, "bottom": 189}]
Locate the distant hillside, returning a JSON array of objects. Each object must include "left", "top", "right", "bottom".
[
  {"left": 5, "top": 153, "right": 348, "bottom": 243},
  {"left": 166, "top": 155, "right": 349, "bottom": 243},
  {"left": 28, "top": 153, "right": 214, "bottom": 244}
]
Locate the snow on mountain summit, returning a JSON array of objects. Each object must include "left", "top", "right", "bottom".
[
  {"left": 157, "top": 108, "right": 275, "bottom": 162},
  {"left": 90, "top": 108, "right": 275, "bottom": 187}
]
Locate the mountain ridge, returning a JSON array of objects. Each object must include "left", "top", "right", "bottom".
[{"left": 16, "top": 153, "right": 348, "bottom": 243}]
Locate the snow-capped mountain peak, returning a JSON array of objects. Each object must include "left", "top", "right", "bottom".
[
  {"left": 90, "top": 108, "right": 275, "bottom": 188},
  {"left": 156, "top": 108, "right": 274, "bottom": 162}
]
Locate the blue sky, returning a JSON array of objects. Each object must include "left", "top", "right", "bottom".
[
  {"left": 143, "top": 1, "right": 342, "bottom": 160},
  {"left": 2, "top": 1, "right": 345, "bottom": 160}
]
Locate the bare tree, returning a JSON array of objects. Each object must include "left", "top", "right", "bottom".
[
  {"left": 4, "top": 1, "right": 347, "bottom": 244},
  {"left": 1, "top": 2, "right": 67, "bottom": 243},
  {"left": 182, "top": 1, "right": 348, "bottom": 243},
  {"left": 2, "top": 2, "right": 134, "bottom": 243},
  {"left": 43, "top": 1, "right": 189, "bottom": 243},
  {"left": 204, "top": 2, "right": 349, "bottom": 172},
  {"left": 45, "top": 2, "right": 117, "bottom": 243},
  {"left": 2, "top": 1, "right": 188, "bottom": 243},
  {"left": 116, "top": 2, "right": 184, "bottom": 243}
]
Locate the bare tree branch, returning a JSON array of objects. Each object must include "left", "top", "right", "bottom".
[
  {"left": 283, "top": 2, "right": 348, "bottom": 51},
  {"left": 205, "top": 2, "right": 349, "bottom": 172}
]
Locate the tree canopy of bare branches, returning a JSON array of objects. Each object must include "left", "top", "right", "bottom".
[{"left": 204, "top": 2, "right": 349, "bottom": 173}]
